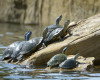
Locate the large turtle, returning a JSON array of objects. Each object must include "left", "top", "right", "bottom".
[
  {"left": 44, "top": 20, "right": 71, "bottom": 46},
  {"left": 8, "top": 36, "right": 43, "bottom": 63},
  {"left": 43, "top": 15, "right": 63, "bottom": 42},
  {"left": 47, "top": 47, "right": 67, "bottom": 68},
  {"left": 2, "top": 31, "right": 32, "bottom": 60},
  {"left": 59, "top": 53, "right": 80, "bottom": 69}
]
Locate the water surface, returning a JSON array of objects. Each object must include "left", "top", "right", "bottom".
[{"left": 0, "top": 23, "right": 100, "bottom": 80}]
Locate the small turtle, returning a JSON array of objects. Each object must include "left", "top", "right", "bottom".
[
  {"left": 59, "top": 53, "right": 80, "bottom": 69},
  {"left": 8, "top": 36, "right": 43, "bottom": 63},
  {"left": 43, "top": 15, "right": 63, "bottom": 42},
  {"left": 2, "top": 31, "right": 32, "bottom": 60},
  {"left": 44, "top": 20, "right": 71, "bottom": 46},
  {"left": 47, "top": 47, "right": 67, "bottom": 68},
  {"left": 2, "top": 41, "right": 21, "bottom": 60}
]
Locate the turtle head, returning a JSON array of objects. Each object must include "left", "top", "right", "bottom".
[
  {"left": 64, "top": 20, "right": 70, "bottom": 30},
  {"left": 56, "top": 15, "right": 62, "bottom": 25},
  {"left": 74, "top": 53, "right": 79, "bottom": 60},
  {"left": 62, "top": 47, "right": 67, "bottom": 54},
  {"left": 25, "top": 31, "right": 32, "bottom": 41}
]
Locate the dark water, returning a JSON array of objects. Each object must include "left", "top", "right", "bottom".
[{"left": 0, "top": 23, "right": 100, "bottom": 80}]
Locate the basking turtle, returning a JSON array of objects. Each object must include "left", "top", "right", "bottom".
[
  {"left": 43, "top": 15, "right": 63, "bottom": 42},
  {"left": 47, "top": 47, "right": 67, "bottom": 68},
  {"left": 44, "top": 20, "right": 71, "bottom": 46},
  {"left": 2, "top": 31, "right": 32, "bottom": 60},
  {"left": 59, "top": 53, "right": 80, "bottom": 69},
  {"left": 8, "top": 37, "right": 43, "bottom": 63},
  {"left": 2, "top": 41, "right": 21, "bottom": 60}
]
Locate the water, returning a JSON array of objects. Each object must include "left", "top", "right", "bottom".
[{"left": 0, "top": 23, "right": 100, "bottom": 80}]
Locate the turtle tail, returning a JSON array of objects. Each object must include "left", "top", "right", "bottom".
[{"left": 74, "top": 53, "right": 79, "bottom": 60}]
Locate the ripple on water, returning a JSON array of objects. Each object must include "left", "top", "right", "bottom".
[
  {"left": 4, "top": 75, "right": 32, "bottom": 80},
  {"left": 88, "top": 73, "right": 100, "bottom": 77},
  {"left": 24, "top": 79, "right": 61, "bottom": 80},
  {"left": 0, "top": 34, "right": 3, "bottom": 37},
  {"left": 15, "top": 68, "right": 36, "bottom": 72},
  {"left": 56, "top": 76, "right": 100, "bottom": 80},
  {"left": 0, "top": 44, "right": 7, "bottom": 49},
  {"left": 40, "top": 73, "right": 63, "bottom": 76},
  {"left": 0, "top": 71, "right": 5, "bottom": 73},
  {"left": 6, "top": 32, "right": 14, "bottom": 35},
  {"left": 2, "top": 63, "right": 21, "bottom": 69},
  {"left": 54, "top": 76, "right": 89, "bottom": 80}
]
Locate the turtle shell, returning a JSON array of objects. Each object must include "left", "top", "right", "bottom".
[
  {"left": 59, "top": 58, "right": 79, "bottom": 69},
  {"left": 43, "top": 15, "right": 62, "bottom": 41},
  {"left": 47, "top": 54, "right": 67, "bottom": 68},
  {"left": 9, "top": 37, "right": 43, "bottom": 62},
  {"left": 44, "top": 27, "right": 63, "bottom": 46},
  {"left": 43, "top": 24, "right": 62, "bottom": 41}
]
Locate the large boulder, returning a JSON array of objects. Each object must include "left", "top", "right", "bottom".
[
  {"left": 1, "top": 0, "right": 100, "bottom": 26},
  {"left": 20, "top": 14, "right": 100, "bottom": 67}
]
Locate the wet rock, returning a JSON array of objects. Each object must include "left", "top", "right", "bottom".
[{"left": 20, "top": 14, "right": 100, "bottom": 67}]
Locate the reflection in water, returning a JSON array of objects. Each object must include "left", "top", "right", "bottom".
[
  {"left": 0, "top": 23, "right": 43, "bottom": 46},
  {"left": 5, "top": 32, "right": 14, "bottom": 35},
  {"left": 0, "top": 34, "right": 3, "bottom": 37},
  {"left": 0, "top": 23, "right": 100, "bottom": 80}
]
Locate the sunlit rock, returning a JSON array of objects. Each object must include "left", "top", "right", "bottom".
[
  {"left": 20, "top": 14, "right": 100, "bottom": 68},
  {"left": 1, "top": 0, "right": 100, "bottom": 25}
]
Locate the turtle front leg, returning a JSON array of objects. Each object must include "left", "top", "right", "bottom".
[
  {"left": 16, "top": 55, "right": 23, "bottom": 63},
  {"left": 8, "top": 58, "right": 16, "bottom": 63},
  {"left": 7, "top": 58, "right": 13, "bottom": 63},
  {"left": 68, "top": 29, "right": 72, "bottom": 36},
  {"left": 11, "top": 58, "right": 17, "bottom": 63},
  {"left": 42, "top": 43, "right": 47, "bottom": 48}
]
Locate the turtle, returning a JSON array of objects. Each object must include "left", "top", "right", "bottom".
[
  {"left": 43, "top": 15, "right": 63, "bottom": 42},
  {"left": 59, "top": 53, "right": 80, "bottom": 69},
  {"left": 47, "top": 47, "right": 67, "bottom": 68},
  {"left": 2, "top": 41, "right": 21, "bottom": 60},
  {"left": 2, "top": 31, "right": 32, "bottom": 60},
  {"left": 8, "top": 37, "right": 43, "bottom": 63},
  {"left": 44, "top": 20, "right": 71, "bottom": 46}
]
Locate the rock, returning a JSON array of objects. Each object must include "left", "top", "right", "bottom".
[
  {"left": 46, "top": 55, "right": 95, "bottom": 71},
  {"left": 0, "top": 0, "right": 27, "bottom": 23},
  {"left": 20, "top": 14, "right": 100, "bottom": 67},
  {"left": 1, "top": 0, "right": 100, "bottom": 25},
  {"left": 66, "top": 55, "right": 94, "bottom": 71}
]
